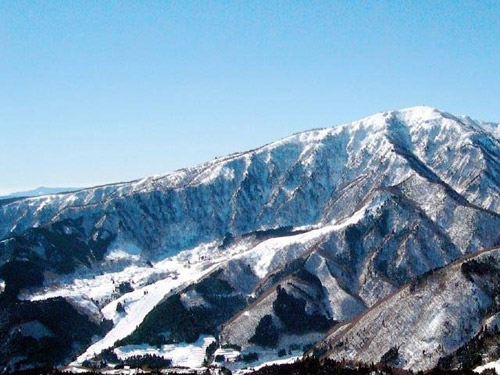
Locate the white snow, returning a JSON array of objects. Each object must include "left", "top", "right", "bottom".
[
  {"left": 73, "top": 257, "right": 220, "bottom": 364},
  {"left": 233, "top": 355, "right": 301, "bottom": 374},
  {"left": 213, "top": 348, "right": 241, "bottom": 362},
  {"left": 241, "top": 197, "right": 378, "bottom": 279},
  {"left": 59, "top": 365, "right": 93, "bottom": 373},
  {"left": 475, "top": 360, "right": 500, "bottom": 374},
  {"left": 115, "top": 336, "right": 216, "bottom": 368}
]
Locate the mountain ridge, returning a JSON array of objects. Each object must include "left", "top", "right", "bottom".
[{"left": 3, "top": 106, "right": 497, "bottom": 208}]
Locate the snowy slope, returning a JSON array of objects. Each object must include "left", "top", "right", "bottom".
[
  {"left": 318, "top": 247, "right": 500, "bottom": 371},
  {"left": 2, "top": 107, "right": 498, "bottom": 242},
  {"left": 114, "top": 336, "right": 216, "bottom": 368},
  {"left": 475, "top": 359, "right": 500, "bottom": 374}
]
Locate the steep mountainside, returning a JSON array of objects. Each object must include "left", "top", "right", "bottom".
[
  {"left": 315, "top": 247, "right": 500, "bottom": 371},
  {"left": 0, "top": 106, "right": 499, "bottom": 371}
]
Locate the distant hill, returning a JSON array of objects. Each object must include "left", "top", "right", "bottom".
[{"left": 0, "top": 186, "right": 81, "bottom": 199}]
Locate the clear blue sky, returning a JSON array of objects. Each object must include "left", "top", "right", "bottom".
[{"left": 1, "top": 1, "right": 499, "bottom": 195}]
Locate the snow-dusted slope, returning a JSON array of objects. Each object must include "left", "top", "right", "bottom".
[
  {"left": 318, "top": 247, "right": 500, "bottom": 371},
  {"left": 0, "top": 106, "right": 499, "bottom": 370},
  {"left": 2, "top": 107, "right": 499, "bottom": 244}
]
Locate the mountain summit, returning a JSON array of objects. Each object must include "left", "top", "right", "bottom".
[{"left": 0, "top": 107, "right": 499, "bottom": 372}]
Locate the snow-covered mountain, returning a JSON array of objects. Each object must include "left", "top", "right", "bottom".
[{"left": 0, "top": 106, "right": 499, "bottom": 371}]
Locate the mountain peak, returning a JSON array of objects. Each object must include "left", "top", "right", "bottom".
[
  {"left": 337, "top": 106, "right": 445, "bottom": 135},
  {"left": 397, "top": 105, "right": 440, "bottom": 115}
]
